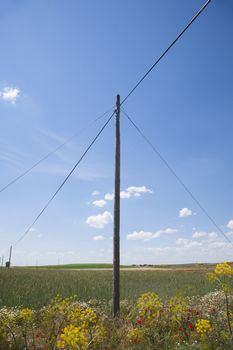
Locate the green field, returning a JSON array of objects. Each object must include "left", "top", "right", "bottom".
[
  {"left": 0, "top": 267, "right": 217, "bottom": 309},
  {"left": 20, "top": 262, "right": 216, "bottom": 270},
  {"left": 23, "top": 263, "right": 117, "bottom": 269}
]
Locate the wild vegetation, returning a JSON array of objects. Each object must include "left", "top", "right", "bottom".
[{"left": 1, "top": 263, "right": 233, "bottom": 349}]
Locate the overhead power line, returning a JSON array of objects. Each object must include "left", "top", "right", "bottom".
[
  {"left": 11, "top": 0, "right": 213, "bottom": 248},
  {"left": 0, "top": 108, "right": 113, "bottom": 195},
  {"left": 123, "top": 109, "right": 233, "bottom": 247},
  {"left": 13, "top": 111, "right": 115, "bottom": 247},
  {"left": 121, "top": 0, "right": 212, "bottom": 105}
]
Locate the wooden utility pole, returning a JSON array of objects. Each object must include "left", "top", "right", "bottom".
[
  {"left": 6, "top": 246, "right": 12, "bottom": 269},
  {"left": 113, "top": 94, "right": 121, "bottom": 317}
]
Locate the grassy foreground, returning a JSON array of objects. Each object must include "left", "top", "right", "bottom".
[
  {"left": 0, "top": 268, "right": 215, "bottom": 308},
  {"left": 1, "top": 263, "right": 233, "bottom": 349}
]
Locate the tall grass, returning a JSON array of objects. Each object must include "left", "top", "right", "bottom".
[{"left": 0, "top": 268, "right": 214, "bottom": 308}]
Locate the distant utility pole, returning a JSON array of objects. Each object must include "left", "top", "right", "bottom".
[
  {"left": 6, "top": 246, "right": 12, "bottom": 269},
  {"left": 113, "top": 94, "right": 121, "bottom": 317}
]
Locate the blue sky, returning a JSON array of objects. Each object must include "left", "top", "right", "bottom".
[{"left": 0, "top": 0, "right": 233, "bottom": 266}]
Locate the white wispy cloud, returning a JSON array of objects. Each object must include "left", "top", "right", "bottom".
[
  {"left": 0, "top": 86, "right": 20, "bottom": 104},
  {"left": 104, "top": 192, "right": 114, "bottom": 201},
  {"left": 86, "top": 211, "right": 113, "bottom": 229},
  {"left": 227, "top": 220, "right": 233, "bottom": 230},
  {"left": 92, "top": 191, "right": 100, "bottom": 196},
  {"left": 142, "top": 235, "right": 233, "bottom": 264},
  {"left": 179, "top": 207, "right": 192, "bottom": 217},
  {"left": 103, "top": 186, "right": 152, "bottom": 202},
  {"left": 208, "top": 232, "right": 218, "bottom": 239},
  {"left": 192, "top": 231, "right": 218, "bottom": 239},
  {"left": 226, "top": 231, "right": 233, "bottom": 237},
  {"left": 163, "top": 228, "right": 178, "bottom": 234},
  {"left": 192, "top": 231, "right": 207, "bottom": 238},
  {"left": 127, "top": 186, "right": 152, "bottom": 195},
  {"left": 175, "top": 232, "right": 227, "bottom": 251},
  {"left": 93, "top": 235, "right": 105, "bottom": 241},
  {"left": 92, "top": 200, "right": 107, "bottom": 208},
  {"left": 176, "top": 238, "right": 202, "bottom": 249},
  {"left": 126, "top": 227, "right": 178, "bottom": 241},
  {"left": 127, "top": 231, "right": 155, "bottom": 241}
]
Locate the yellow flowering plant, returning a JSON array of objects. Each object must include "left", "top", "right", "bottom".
[
  {"left": 196, "top": 319, "right": 212, "bottom": 336},
  {"left": 57, "top": 324, "right": 89, "bottom": 349},
  {"left": 39, "top": 295, "right": 105, "bottom": 350},
  {"left": 207, "top": 262, "right": 233, "bottom": 340},
  {"left": 136, "top": 292, "right": 162, "bottom": 321},
  {"left": 215, "top": 262, "right": 233, "bottom": 276},
  {"left": 18, "top": 308, "right": 34, "bottom": 323},
  {"left": 168, "top": 295, "right": 187, "bottom": 322}
]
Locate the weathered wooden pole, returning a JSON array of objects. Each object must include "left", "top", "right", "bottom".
[
  {"left": 7, "top": 246, "right": 12, "bottom": 269},
  {"left": 113, "top": 94, "right": 121, "bottom": 317}
]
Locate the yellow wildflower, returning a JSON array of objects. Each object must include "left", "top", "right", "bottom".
[
  {"left": 136, "top": 292, "right": 161, "bottom": 320},
  {"left": 68, "top": 307, "right": 97, "bottom": 327},
  {"left": 196, "top": 319, "right": 212, "bottom": 336},
  {"left": 18, "top": 308, "right": 33, "bottom": 322},
  {"left": 57, "top": 324, "right": 88, "bottom": 349},
  {"left": 169, "top": 296, "right": 187, "bottom": 321},
  {"left": 214, "top": 262, "right": 233, "bottom": 276}
]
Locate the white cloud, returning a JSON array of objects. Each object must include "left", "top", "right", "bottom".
[
  {"left": 92, "top": 191, "right": 100, "bottom": 196},
  {"left": 127, "top": 231, "right": 154, "bottom": 241},
  {"left": 179, "top": 207, "right": 192, "bottom": 217},
  {"left": 86, "top": 211, "right": 113, "bottom": 229},
  {"left": 227, "top": 220, "right": 233, "bottom": 230},
  {"left": 226, "top": 231, "right": 233, "bottom": 237},
  {"left": 134, "top": 193, "right": 141, "bottom": 197},
  {"left": 93, "top": 235, "right": 105, "bottom": 241},
  {"left": 174, "top": 232, "right": 229, "bottom": 252},
  {"left": 208, "top": 232, "right": 218, "bottom": 239},
  {"left": 0, "top": 87, "right": 20, "bottom": 104},
  {"left": 208, "top": 241, "right": 227, "bottom": 249},
  {"left": 127, "top": 186, "right": 152, "bottom": 195},
  {"left": 121, "top": 186, "right": 152, "bottom": 199},
  {"left": 120, "top": 191, "right": 131, "bottom": 199},
  {"left": 175, "top": 238, "right": 202, "bottom": 249},
  {"left": 163, "top": 228, "right": 178, "bottom": 235},
  {"left": 104, "top": 193, "right": 114, "bottom": 201},
  {"left": 127, "top": 227, "right": 178, "bottom": 241},
  {"left": 176, "top": 238, "right": 190, "bottom": 246},
  {"left": 104, "top": 186, "right": 152, "bottom": 202},
  {"left": 92, "top": 200, "right": 107, "bottom": 208},
  {"left": 192, "top": 231, "right": 218, "bottom": 239},
  {"left": 192, "top": 231, "right": 207, "bottom": 238}
]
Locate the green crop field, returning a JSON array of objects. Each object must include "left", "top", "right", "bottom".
[
  {"left": 0, "top": 267, "right": 216, "bottom": 309},
  {"left": 23, "top": 263, "right": 130, "bottom": 270}
]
